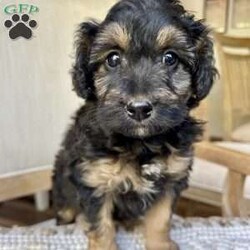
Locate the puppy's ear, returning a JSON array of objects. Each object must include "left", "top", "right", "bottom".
[
  {"left": 193, "top": 32, "right": 217, "bottom": 101},
  {"left": 72, "top": 21, "right": 99, "bottom": 99},
  {"left": 187, "top": 18, "right": 217, "bottom": 107}
]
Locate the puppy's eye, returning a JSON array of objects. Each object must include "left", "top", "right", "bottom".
[
  {"left": 106, "top": 52, "right": 121, "bottom": 68},
  {"left": 162, "top": 51, "right": 178, "bottom": 66}
]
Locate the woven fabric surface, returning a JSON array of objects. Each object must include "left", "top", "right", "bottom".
[{"left": 1, "top": 216, "right": 250, "bottom": 250}]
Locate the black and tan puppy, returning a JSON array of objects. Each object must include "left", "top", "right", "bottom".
[{"left": 53, "top": 0, "right": 216, "bottom": 249}]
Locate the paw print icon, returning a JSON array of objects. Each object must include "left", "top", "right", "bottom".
[{"left": 4, "top": 14, "right": 37, "bottom": 39}]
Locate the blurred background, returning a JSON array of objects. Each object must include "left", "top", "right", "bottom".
[{"left": 0, "top": 0, "right": 249, "bottom": 226}]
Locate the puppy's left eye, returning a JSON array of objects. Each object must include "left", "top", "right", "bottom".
[{"left": 162, "top": 51, "right": 178, "bottom": 66}]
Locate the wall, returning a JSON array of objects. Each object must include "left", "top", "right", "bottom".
[
  {"left": 0, "top": 0, "right": 116, "bottom": 175},
  {"left": 181, "top": 0, "right": 205, "bottom": 19}
]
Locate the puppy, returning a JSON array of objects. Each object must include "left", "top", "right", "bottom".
[{"left": 53, "top": 0, "right": 216, "bottom": 249}]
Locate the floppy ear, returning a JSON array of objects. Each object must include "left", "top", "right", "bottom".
[
  {"left": 72, "top": 21, "right": 99, "bottom": 99},
  {"left": 185, "top": 18, "right": 217, "bottom": 107},
  {"left": 193, "top": 31, "right": 217, "bottom": 101}
]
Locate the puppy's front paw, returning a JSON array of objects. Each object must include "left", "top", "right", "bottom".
[{"left": 146, "top": 240, "right": 179, "bottom": 250}]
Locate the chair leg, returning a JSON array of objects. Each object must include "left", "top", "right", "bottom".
[
  {"left": 34, "top": 191, "right": 50, "bottom": 212},
  {"left": 222, "top": 170, "right": 246, "bottom": 217}
]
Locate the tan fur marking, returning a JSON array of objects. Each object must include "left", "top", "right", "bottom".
[
  {"left": 142, "top": 152, "right": 191, "bottom": 182},
  {"left": 156, "top": 26, "right": 186, "bottom": 49},
  {"left": 94, "top": 69, "right": 109, "bottom": 98},
  {"left": 57, "top": 207, "right": 76, "bottom": 224},
  {"left": 172, "top": 65, "right": 192, "bottom": 97},
  {"left": 165, "top": 153, "right": 191, "bottom": 178},
  {"left": 79, "top": 149, "right": 189, "bottom": 250},
  {"left": 154, "top": 88, "right": 179, "bottom": 101},
  {"left": 79, "top": 147, "right": 191, "bottom": 198},
  {"left": 87, "top": 195, "right": 117, "bottom": 250},
  {"left": 76, "top": 214, "right": 91, "bottom": 232},
  {"left": 94, "top": 70, "right": 124, "bottom": 100},
  {"left": 79, "top": 156, "right": 156, "bottom": 197},
  {"left": 143, "top": 194, "right": 179, "bottom": 250},
  {"left": 97, "top": 22, "right": 130, "bottom": 50}
]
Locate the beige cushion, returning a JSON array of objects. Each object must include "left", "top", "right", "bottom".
[
  {"left": 232, "top": 122, "right": 250, "bottom": 142},
  {"left": 190, "top": 142, "right": 250, "bottom": 199}
]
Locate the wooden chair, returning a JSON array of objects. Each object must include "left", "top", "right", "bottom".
[
  {"left": 184, "top": 33, "right": 250, "bottom": 217},
  {"left": 195, "top": 142, "right": 250, "bottom": 216},
  {"left": 215, "top": 33, "right": 250, "bottom": 141}
]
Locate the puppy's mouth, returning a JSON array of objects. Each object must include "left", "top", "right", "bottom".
[{"left": 97, "top": 100, "right": 187, "bottom": 138}]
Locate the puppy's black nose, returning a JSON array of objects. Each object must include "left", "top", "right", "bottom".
[{"left": 126, "top": 101, "right": 153, "bottom": 121}]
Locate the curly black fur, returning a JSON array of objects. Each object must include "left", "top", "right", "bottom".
[{"left": 53, "top": 0, "right": 216, "bottom": 233}]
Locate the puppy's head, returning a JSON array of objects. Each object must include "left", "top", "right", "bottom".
[{"left": 72, "top": 0, "right": 216, "bottom": 138}]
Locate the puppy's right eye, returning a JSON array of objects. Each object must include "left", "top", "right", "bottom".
[{"left": 106, "top": 52, "right": 121, "bottom": 68}]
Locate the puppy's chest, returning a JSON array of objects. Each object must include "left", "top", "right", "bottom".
[{"left": 79, "top": 152, "right": 190, "bottom": 197}]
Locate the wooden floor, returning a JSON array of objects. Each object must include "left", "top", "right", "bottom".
[
  {"left": 176, "top": 197, "right": 221, "bottom": 217},
  {"left": 0, "top": 197, "right": 53, "bottom": 227},
  {"left": 0, "top": 196, "right": 221, "bottom": 227}
]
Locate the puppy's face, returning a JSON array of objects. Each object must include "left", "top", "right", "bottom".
[{"left": 72, "top": 0, "right": 216, "bottom": 138}]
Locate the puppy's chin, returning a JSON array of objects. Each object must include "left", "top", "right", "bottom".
[
  {"left": 97, "top": 117, "right": 156, "bottom": 138},
  {"left": 125, "top": 123, "right": 169, "bottom": 138},
  {"left": 133, "top": 127, "right": 151, "bottom": 138},
  {"left": 99, "top": 121, "right": 168, "bottom": 139},
  {"left": 117, "top": 125, "right": 153, "bottom": 139}
]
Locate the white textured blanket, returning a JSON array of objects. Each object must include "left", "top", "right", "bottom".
[{"left": 1, "top": 217, "right": 250, "bottom": 250}]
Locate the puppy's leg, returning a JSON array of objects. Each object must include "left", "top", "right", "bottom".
[
  {"left": 142, "top": 194, "right": 179, "bottom": 250},
  {"left": 85, "top": 195, "right": 117, "bottom": 250},
  {"left": 53, "top": 155, "right": 77, "bottom": 225},
  {"left": 53, "top": 175, "right": 77, "bottom": 225}
]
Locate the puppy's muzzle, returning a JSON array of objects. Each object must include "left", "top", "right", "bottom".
[{"left": 126, "top": 101, "right": 153, "bottom": 121}]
